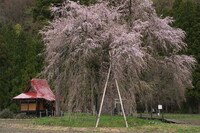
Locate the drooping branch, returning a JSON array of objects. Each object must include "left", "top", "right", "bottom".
[{"left": 40, "top": 0, "right": 196, "bottom": 113}]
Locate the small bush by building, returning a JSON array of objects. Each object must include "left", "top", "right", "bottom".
[
  {"left": 0, "top": 108, "right": 14, "bottom": 118},
  {"left": 15, "top": 113, "right": 27, "bottom": 119}
]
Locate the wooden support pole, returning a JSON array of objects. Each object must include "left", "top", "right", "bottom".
[
  {"left": 95, "top": 65, "right": 111, "bottom": 128},
  {"left": 115, "top": 79, "right": 128, "bottom": 128},
  {"left": 28, "top": 100, "right": 29, "bottom": 115},
  {"left": 46, "top": 109, "right": 48, "bottom": 117},
  {"left": 20, "top": 100, "right": 21, "bottom": 112},
  {"left": 28, "top": 100, "right": 29, "bottom": 111}
]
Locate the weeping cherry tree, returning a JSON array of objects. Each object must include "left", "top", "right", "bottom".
[{"left": 40, "top": 0, "right": 195, "bottom": 115}]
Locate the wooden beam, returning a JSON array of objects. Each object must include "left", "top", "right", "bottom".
[
  {"left": 28, "top": 100, "right": 29, "bottom": 112},
  {"left": 20, "top": 100, "right": 21, "bottom": 111}
]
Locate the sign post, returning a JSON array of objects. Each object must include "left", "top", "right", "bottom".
[
  {"left": 158, "top": 105, "right": 164, "bottom": 121},
  {"left": 158, "top": 105, "right": 162, "bottom": 110}
]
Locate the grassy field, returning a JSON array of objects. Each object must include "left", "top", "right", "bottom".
[
  {"left": 141, "top": 113, "right": 200, "bottom": 121},
  {"left": 164, "top": 113, "right": 200, "bottom": 120},
  {"left": 32, "top": 114, "right": 162, "bottom": 127},
  {"left": 31, "top": 113, "right": 200, "bottom": 133}
]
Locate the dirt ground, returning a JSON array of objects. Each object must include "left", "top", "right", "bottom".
[
  {"left": 0, "top": 120, "right": 93, "bottom": 133},
  {"left": 0, "top": 119, "right": 200, "bottom": 133},
  {"left": 182, "top": 120, "right": 200, "bottom": 126},
  {"left": 0, "top": 119, "right": 130, "bottom": 133}
]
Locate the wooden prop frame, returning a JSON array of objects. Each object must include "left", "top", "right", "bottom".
[{"left": 95, "top": 65, "right": 128, "bottom": 127}]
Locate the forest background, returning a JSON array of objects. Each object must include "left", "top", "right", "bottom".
[{"left": 0, "top": 0, "right": 199, "bottom": 113}]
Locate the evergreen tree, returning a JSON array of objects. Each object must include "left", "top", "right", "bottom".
[
  {"left": 0, "top": 24, "right": 44, "bottom": 111},
  {"left": 171, "top": 0, "right": 200, "bottom": 113}
]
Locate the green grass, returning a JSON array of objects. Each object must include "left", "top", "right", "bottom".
[
  {"left": 141, "top": 113, "right": 200, "bottom": 120},
  {"left": 31, "top": 114, "right": 162, "bottom": 127},
  {"left": 31, "top": 113, "right": 200, "bottom": 132},
  {"left": 164, "top": 114, "right": 200, "bottom": 120}
]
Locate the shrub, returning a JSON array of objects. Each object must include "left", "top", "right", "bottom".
[
  {"left": 15, "top": 113, "right": 27, "bottom": 119},
  {"left": 9, "top": 103, "right": 19, "bottom": 113},
  {"left": 0, "top": 108, "right": 14, "bottom": 118}
]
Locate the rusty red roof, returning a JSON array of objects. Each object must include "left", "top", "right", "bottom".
[{"left": 13, "top": 79, "right": 55, "bottom": 101}]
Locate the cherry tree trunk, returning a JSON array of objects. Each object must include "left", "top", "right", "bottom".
[{"left": 55, "top": 86, "right": 61, "bottom": 116}]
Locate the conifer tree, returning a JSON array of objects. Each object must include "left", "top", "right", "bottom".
[
  {"left": 0, "top": 24, "right": 43, "bottom": 111},
  {"left": 172, "top": 0, "right": 200, "bottom": 113}
]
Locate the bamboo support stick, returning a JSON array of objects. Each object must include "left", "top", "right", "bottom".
[
  {"left": 95, "top": 65, "right": 111, "bottom": 128},
  {"left": 115, "top": 79, "right": 129, "bottom": 128}
]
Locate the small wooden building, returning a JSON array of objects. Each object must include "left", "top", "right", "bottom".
[{"left": 13, "top": 79, "right": 55, "bottom": 116}]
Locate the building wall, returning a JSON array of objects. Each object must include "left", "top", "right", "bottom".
[{"left": 21, "top": 103, "right": 36, "bottom": 111}]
